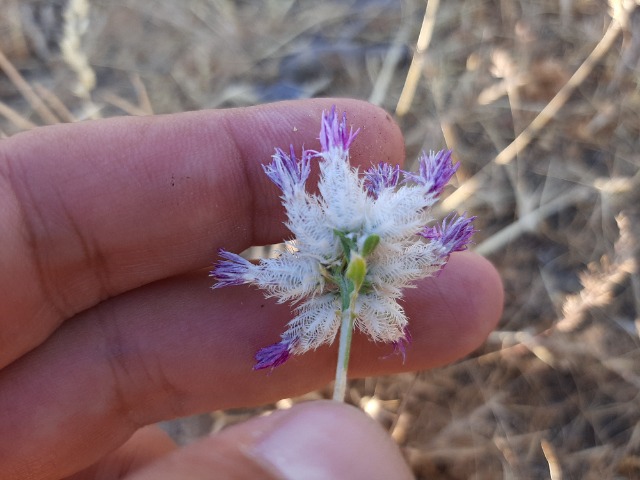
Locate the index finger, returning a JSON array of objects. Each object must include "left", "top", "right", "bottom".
[{"left": 0, "top": 99, "right": 404, "bottom": 367}]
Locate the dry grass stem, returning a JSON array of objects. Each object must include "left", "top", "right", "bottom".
[
  {"left": 0, "top": 100, "right": 37, "bottom": 130},
  {"left": 395, "top": 0, "right": 440, "bottom": 117},
  {"left": 560, "top": 210, "right": 639, "bottom": 332},
  {"left": 475, "top": 187, "right": 594, "bottom": 257},
  {"left": 60, "top": 0, "right": 96, "bottom": 99},
  {"left": 0, "top": 47, "right": 59, "bottom": 125},
  {"left": 130, "top": 74, "right": 154, "bottom": 115},
  {"left": 33, "top": 83, "right": 77, "bottom": 123},
  {"left": 443, "top": 6, "right": 630, "bottom": 212},
  {"left": 368, "top": 9, "right": 413, "bottom": 106},
  {"left": 542, "top": 438, "right": 563, "bottom": 479},
  {"left": 493, "top": 15, "right": 626, "bottom": 166},
  {"left": 102, "top": 93, "right": 152, "bottom": 117}
]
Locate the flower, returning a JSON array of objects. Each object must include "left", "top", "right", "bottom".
[{"left": 211, "top": 107, "right": 475, "bottom": 370}]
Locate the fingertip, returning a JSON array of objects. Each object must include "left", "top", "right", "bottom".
[
  {"left": 443, "top": 252, "right": 504, "bottom": 352},
  {"left": 249, "top": 401, "right": 413, "bottom": 480},
  {"left": 125, "top": 401, "right": 413, "bottom": 480},
  {"left": 425, "top": 251, "right": 503, "bottom": 358}
]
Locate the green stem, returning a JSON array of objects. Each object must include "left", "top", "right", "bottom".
[
  {"left": 332, "top": 291, "right": 357, "bottom": 402},
  {"left": 332, "top": 241, "right": 374, "bottom": 401}
]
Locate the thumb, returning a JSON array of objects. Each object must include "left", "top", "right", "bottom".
[{"left": 125, "top": 400, "right": 413, "bottom": 480}]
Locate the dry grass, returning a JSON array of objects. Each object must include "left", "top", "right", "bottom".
[{"left": 2, "top": 0, "right": 640, "bottom": 477}]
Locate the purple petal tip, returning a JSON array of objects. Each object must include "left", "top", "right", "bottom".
[
  {"left": 319, "top": 106, "right": 359, "bottom": 153},
  {"left": 405, "top": 149, "right": 459, "bottom": 196},
  {"left": 263, "top": 145, "right": 311, "bottom": 196},
  {"left": 211, "top": 250, "right": 252, "bottom": 288},
  {"left": 254, "top": 340, "right": 292, "bottom": 370},
  {"left": 421, "top": 213, "right": 477, "bottom": 255},
  {"left": 363, "top": 162, "right": 401, "bottom": 198},
  {"left": 392, "top": 328, "right": 412, "bottom": 363}
]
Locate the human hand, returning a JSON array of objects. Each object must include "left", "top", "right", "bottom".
[{"left": 0, "top": 99, "right": 503, "bottom": 479}]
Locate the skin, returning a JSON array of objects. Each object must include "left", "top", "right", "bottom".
[{"left": 0, "top": 99, "right": 503, "bottom": 479}]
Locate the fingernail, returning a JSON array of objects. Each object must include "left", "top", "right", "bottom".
[{"left": 250, "top": 401, "right": 413, "bottom": 480}]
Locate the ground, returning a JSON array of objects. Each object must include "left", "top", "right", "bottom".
[{"left": 1, "top": 0, "right": 639, "bottom": 478}]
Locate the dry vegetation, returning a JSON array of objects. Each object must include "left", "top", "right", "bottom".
[{"left": 2, "top": 0, "right": 640, "bottom": 478}]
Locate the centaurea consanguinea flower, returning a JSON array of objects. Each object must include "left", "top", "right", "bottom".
[{"left": 211, "top": 107, "right": 475, "bottom": 400}]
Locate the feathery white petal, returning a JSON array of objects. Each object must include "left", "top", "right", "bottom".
[
  {"left": 355, "top": 293, "right": 407, "bottom": 342},
  {"left": 253, "top": 253, "right": 324, "bottom": 302},
  {"left": 367, "top": 240, "right": 442, "bottom": 291},
  {"left": 365, "top": 186, "right": 434, "bottom": 240},
  {"left": 285, "top": 294, "right": 341, "bottom": 353},
  {"left": 283, "top": 192, "right": 337, "bottom": 258},
  {"left": 317, "top": 152, "right": 370, "bottom": 232}
]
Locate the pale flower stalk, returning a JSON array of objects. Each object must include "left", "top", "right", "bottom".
[{"left": 211, "top": 107, "right": 475, "bottom": 401}]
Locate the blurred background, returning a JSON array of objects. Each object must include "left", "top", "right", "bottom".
[{"left": 1, "top": 0, "right": 639, "bottom": 478}]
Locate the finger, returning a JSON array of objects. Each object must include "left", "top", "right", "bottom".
[
  {"left": 125, "top": 401, "right": 413, "bottom": 480},
  {"left": 0, "top": 99, "right": 404, "bottom": 367},
  {"left": 64, "top": 425, "right": 177, "bottom": 480},
  {"left": 0, "top": 252, "right": 502, "bottom": 479}
]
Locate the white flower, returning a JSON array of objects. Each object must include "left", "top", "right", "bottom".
[{"left": 211, "top": 107, "right": 475, "bottom": 370}]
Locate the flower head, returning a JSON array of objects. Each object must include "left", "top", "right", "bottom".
[{"left": 211, "top": 108, "right": 475, "bottom": 370}]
